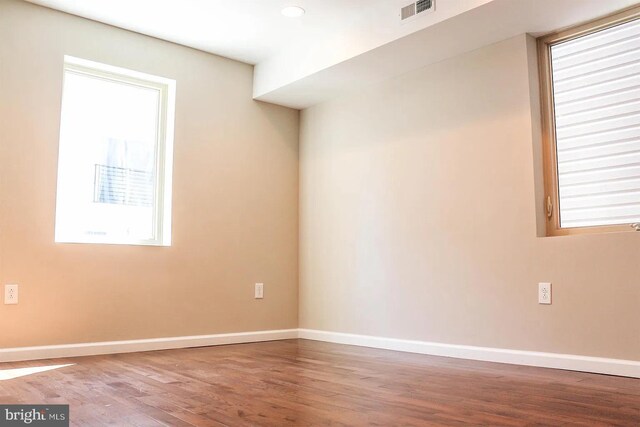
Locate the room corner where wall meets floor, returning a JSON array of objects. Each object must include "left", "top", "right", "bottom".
[{"left": 3, "top": 329, "right": 639, "bottom": 379}]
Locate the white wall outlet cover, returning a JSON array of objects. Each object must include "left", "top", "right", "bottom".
[
  {"left": 255, "top": 283, "right": 264, "bottom": 299},
  {"left": 538, "top": 282, "right": 551, "bottom": 305},
  {"left": 4, "top": 284, "right": 18, "bottom": 304}
]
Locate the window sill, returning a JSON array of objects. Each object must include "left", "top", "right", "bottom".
[
  {"left": 54, "top": 237, "right": 171, "bottom": 247},
  {"left": 545, "top": 223, "right": 640, "bottom": 237}
]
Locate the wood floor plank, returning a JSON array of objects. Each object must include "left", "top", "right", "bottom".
[{"left": 0, "top": 339, "right": 638, "bottom": 426}]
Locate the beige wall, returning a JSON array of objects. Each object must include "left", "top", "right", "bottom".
[
  {"left": 2, "top": 0, "right": 638, "bottom": 362},
  {"left": 300, "top": 35, "right": 640, "bottom": 361},
  {"left": 0, "top": 0, "right": 299, "bottom": 348}
]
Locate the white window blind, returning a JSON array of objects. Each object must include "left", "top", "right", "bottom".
[{"left": 551, "top": 17, "right": 640, "bottom": 228}]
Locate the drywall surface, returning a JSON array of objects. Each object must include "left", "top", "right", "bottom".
[
  {"left": 299, "top": 35, "right": 640, "bottom": 361},
  {"left": 0, "top": 0, "right": 299, "bottom": 347}
]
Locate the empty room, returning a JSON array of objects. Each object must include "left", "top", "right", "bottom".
[{"left": 1, "top": 0, "right": 639, "bottom": 425}]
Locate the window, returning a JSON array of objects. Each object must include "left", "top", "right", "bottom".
[
  {"left": 55, "top": 56, "right": 175, "bottom": 245},
  {"left": 538, "top": 6, "right": 640, "bottom": 236}
]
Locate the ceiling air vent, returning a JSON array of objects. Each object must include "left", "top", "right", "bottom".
[
  {"left": 401, "top": 4, "right": 416, "bottom": 20},
  {"left": 416, "top": 0, "right": 433, "bottom": 14},
  {"left": 400, "top": 0, "right": 435, "bottom": 21}
]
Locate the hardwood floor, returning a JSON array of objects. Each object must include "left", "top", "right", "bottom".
[{"left": 1, "top": 339, "right": 639, "bottom": 426}]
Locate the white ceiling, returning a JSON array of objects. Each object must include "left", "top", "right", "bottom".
[
  {"left": 25, "top": 0, "right": 640, "bottom": 109},
  {"left": 24, "top": 0, "right": 388, "bottom": 65},
  {"left": 255, "top": 0, "right": 640, "bottom": 108}
]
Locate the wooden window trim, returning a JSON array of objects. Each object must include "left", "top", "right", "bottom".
[{"left": 537, "top": 5, "right": 640, "bottom": 237}]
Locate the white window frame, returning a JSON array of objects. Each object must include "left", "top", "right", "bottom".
[{"left": 55, "top": 56, "right": 176, "bottom": 246}]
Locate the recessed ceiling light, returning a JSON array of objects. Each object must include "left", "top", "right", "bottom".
[{"left": 281, "top": 6, "right": 305, "bottom": 18}]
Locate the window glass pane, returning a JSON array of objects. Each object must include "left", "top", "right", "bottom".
[
  {"left": 551, "top": 17, "right": 640, "bottom": 228},
  {"left": 55, "top": 70, "right": 161, "bottom": 242}
]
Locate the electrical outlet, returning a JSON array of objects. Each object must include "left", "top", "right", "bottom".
[
  {"left": 4, "top": 284, "right": 18, "bottom": 305},
  {"left": 538, "top": 282, "right": 551, "bottom": 305},
  {"left": 255, "top": 283, "right": 264, "bottom": 299}
]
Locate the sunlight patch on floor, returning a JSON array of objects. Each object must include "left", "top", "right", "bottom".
[{"left": 0, "top": 364, "right": 74, "bottom": 381}]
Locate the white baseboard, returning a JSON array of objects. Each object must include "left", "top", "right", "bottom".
[
  {"left": 3, "top": 328, "right": 639, "bottom": 378},
  {"left": 0, "top": 329, "right": 298, "bottom": 363},
  {"left": 298, "top": 329, "right": 640, "bottom": 378}
]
